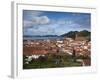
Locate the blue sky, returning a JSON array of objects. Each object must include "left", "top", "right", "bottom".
[{"left": 23, "top": 10, "right": 91, "bottom": 36}]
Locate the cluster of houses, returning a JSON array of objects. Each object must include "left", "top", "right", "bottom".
[{"left": 23, "top": 37, "right": 91, "bottom": 65}]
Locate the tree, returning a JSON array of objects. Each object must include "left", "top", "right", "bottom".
[
  {"left": 23, "top": 55, "right": 28, "bottom": 65},
  {"left": 72, "top": 49, "right": 76, "bottom": 62},
  {"left": 38, "top": 55, "right": 48, "bottom": 62}
]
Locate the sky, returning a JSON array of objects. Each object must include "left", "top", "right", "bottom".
[{"left": 23, "top": 10, "right": 91, "bottom": 36}]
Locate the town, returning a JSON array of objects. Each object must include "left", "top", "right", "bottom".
[{"left": 23, "top": 36, "right": 91, "bottom": 69}]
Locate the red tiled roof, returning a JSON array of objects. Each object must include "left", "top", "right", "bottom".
[
  {"left": 23, "top": 49, "right": 48, "bottom": 56},
  {"left": 83, "top": 60, "right": 91, "bottom": 66}
]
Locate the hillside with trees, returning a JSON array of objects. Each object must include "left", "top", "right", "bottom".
[{"left": 61, "top": 30, "right": 91, "bottom": 41}]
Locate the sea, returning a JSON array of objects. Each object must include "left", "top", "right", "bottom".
[{"left": 23, "top": 36, "right": 64, "bottom": 40}]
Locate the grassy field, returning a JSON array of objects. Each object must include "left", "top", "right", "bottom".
[
  {"left": 23, "top": 54, "right": 91, "bottom": 69},
  {"left": 23, "top": 60, "right": 82, "bottom": 69}
]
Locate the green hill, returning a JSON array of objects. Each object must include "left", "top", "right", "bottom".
[{"left": 61, "top": 30, "right": 91, "bottom": 40}]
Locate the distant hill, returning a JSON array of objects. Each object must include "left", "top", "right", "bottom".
[
  {"left": 61, "top": 30, "right": 91, "bottom": 40},
  {"left": 23, "top": 30, "right": 90, "bottom": 41}
]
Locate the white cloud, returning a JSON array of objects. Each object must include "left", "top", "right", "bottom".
[
  {"left": 24, "top": 25, "right": 56, "bottom": 35},
  {"left": 23, "top": 16, "right": 50, "bottom": 28},
  {"left": 23, "top": 20, "right": 33, "bottom": 28},
  {"left": 30, "top": 11, "right": 43, "bottom": 16},
  {"left": 32, "top": 16, "right": 50, "bottom": 25},
  {"left": 23, "top": 10, "right": 43, "bottom": 18}
]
